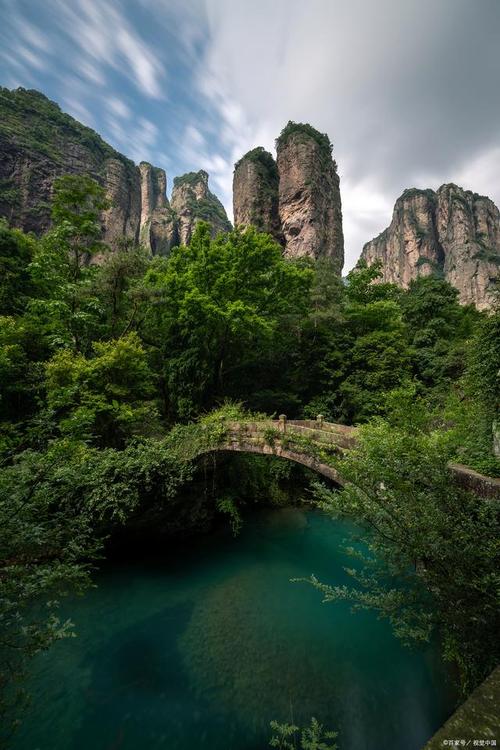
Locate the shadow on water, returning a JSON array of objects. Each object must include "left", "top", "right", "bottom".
[{"left": 11, "top": 508, "right": 457, "bottom": 750}]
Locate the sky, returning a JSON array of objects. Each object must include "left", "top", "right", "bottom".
[{"left": 1, "top": 0, "right": 499, "bottom": 271}]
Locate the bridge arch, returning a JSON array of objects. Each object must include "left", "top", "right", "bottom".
[
  {"left": 197, "top": 415, "right": 500, "bottom": 499},
  {"left": 200, "top": 416, "right": 358, "bottom": 486},
  {"left": 218, "top": 437, "right": 345, "bottom": 485}
]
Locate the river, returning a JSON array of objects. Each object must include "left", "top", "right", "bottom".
[{"left": 11, "top": 507, "right": 456, "bottom": 750}]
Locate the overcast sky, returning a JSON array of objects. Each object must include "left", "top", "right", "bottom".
[{"left": 1, "top": 0, "right": 499, "bottom": 270}]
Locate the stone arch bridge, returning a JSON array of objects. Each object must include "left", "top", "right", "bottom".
[
  {"left": 207, "top": 415, "right": 500, "bottom": 499},
  {"left": 217, "top": 415, "right": 356, "bottom": 486}
]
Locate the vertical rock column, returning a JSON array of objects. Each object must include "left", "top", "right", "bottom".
[
  {"left": 232, "top": 147, "right": 283, "bottom": 244},
  {"left": 171, "top": 170, "right": 232, "bottom": 246},
  {"left": 102, "top": 158, "right": 141, "bottom": 247},
  {"left": 276, "top": 124, "right": 344, "bottom": 270},
  {"left": 139, "top": 162, "right": 178, "bottom": 256}
]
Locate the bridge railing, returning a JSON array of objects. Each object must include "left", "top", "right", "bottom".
[{"left": 225, "top": 416, "right": 358, "bottom": 451}]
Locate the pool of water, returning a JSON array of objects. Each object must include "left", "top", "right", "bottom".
[{"left": 11, "top": 507, "right": 456, "bottom": 750}]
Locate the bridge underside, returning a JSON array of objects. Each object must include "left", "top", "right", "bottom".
[{"left": 218, "top": 438, "right": 345, "bottom": 486}]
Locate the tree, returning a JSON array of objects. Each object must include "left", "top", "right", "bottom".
[
  {"left": 305, "top": 404, "right": 500, "bottom": 694},
  {"left": 26, "top": 177, "right": 112, "bottom": 354},
  {"left": 139, "top": 223, "right": 313, "bottom": 420},
  {"left": 446, "top": 306, "right": 500, "bottom": 475},
  {"left": 401, "top": 276, "right": 479, "bottom": 390},
  {"left": 51, "top": 174, "right": 109, "bottom": 272},
  {"left": 92, "top": 241, "right": 149, "bottom": 337},
  {"left": 0, "top": 221, "right": 35, "bottom": 314},
  {"left": 338, "top": 262, "right": 410, "bottom": 422},
  {"left": 45, "top": 333, "right": 158, "bottom": 447}
]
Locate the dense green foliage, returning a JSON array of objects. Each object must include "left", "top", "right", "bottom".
[
  {"left": 140, "top": 223, "right": 311, "bottom": 420},
  {"left": 276, "top": 121, "right": 333, "bottom": 161},
  {"left": 234, "top": 146, "right": 279, "bottom": 179},
  {"left": 0, "top": 176, "right": 498, "bottom": 738},
  {"left": 0, "top": 87, "right": 130, "bottom": 166},
  {"left": 303, "top": 394, "right": 499, "bottom": 694}
]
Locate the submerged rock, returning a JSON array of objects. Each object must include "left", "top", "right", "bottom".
[{"left": 179, "top": 565, "right": 341, "bottom": 727}]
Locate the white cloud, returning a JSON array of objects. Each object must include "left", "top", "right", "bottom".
[
  {"left": 15, "top": 44, "right": 48, "bottom": 71},
  {"left": 452, "top": 147, "right": 500, "bottom": 203},
  {"left": 187, "top": 0, "right": 500, "bottom": 270},
  {"left": 15, "top": 18, "right": 51, "bottom": 52},
  {"left": 77, "top": 59, "right": 106, "bottom": 87},
  {"left": 341, "top": 175, "right": 395, "bottom": 265},
  {"left": 108, "top": 96, "right": 131, "bottom": 119},
  {"left": 51, "top": 0, "right": 166, "bottom": 98},
  {"left": 105, "top": 114, "right": 159, "bottom": 164}
]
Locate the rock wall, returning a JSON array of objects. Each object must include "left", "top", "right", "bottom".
[
  {"left": 102, "top": 158, "right": 141, "bottom": 247},
  {"left": 362, "top": 184, "right": 500, "bottom": 309},
  {"left": 0, "top": 87, "right": 231, "bottom": 258},
  {"left": 233, "top": 148, "right": 282, "bottom": 244},
  {"left": 0, "top": 87, "right": 141, "bottom": 246},
  {"left": 139, "top": 162, "right": 178, "bottom": 256},
  {"left": 276, "top": 124, "right": 344, "bottom": 269},
  {"left": 171, "top": 170, "right": 232, "bottom": 246},
  {"left": 437, "top": 185, "right": 500, "bottom": 310}
]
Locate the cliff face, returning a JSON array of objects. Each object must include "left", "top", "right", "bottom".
[
  {"left": 171, "top": 170, "right": 232, "bottom": 246},
  {"left": 102, "top": 158, "right": 141, "bottom": 246},
  {"left": 232, "top": 123, "right": 344, "bottom": 270},
  {"left": 0, "top": 87, "right": 231, "bottom": 257},
  {"left": 139, "top": 162, "right": 178, "bottom": 255},
  {"left": 233, "top": 148, "right": 282, "bottom": 244},
  {"left": 0, "top": 87, "right": 140, "bottom": 246},
  {"left": 276, "top": 123, "right": 344, "bottom": 269},
  {"left": 362, "top": 184, "right": 500, "bottom": 309},
  {"left": 436, "top": 185, "right": 500, "bottom": 309}
]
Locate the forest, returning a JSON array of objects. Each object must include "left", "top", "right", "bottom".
[{"left": 0, "top": 175, "right": 499, "bottom": 744}]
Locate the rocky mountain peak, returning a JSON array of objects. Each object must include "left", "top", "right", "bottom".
[
  {"left": 276, "top": 122, "right": 344, "bottom": 269},
  {"left": 232, "top": 123, "right": 344, "bottom": 270},
  {"left": 138, "top": 162, "right": 177, "bottom": 256},
  {"left": 233, "top": 147, "right": 282, "bottom": 244},
  {"left": 0, "top": 88, "right": 232, "bottom": 258},
  {"left": 171, "top": 170, "right": 231, "bottom": 245},
  {"left": 362, "top": 183, "right": 500, "bottom": 309}
]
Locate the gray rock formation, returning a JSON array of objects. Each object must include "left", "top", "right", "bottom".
[
  {"left": 232, "top": 148, "right": 282, "bottom": 244},
  {"left": 276, "top": 123, "right": 344, "bottom": 270},
  {"left": 171, "top": 170, "right": 232, "bottom": 246},
  {"left": 139, "top": 162, "right": 177, "bottom": 256},
  {"left": 102, "top": 158, "right": 141, "bottom": 247},
  {"left": 0, "top": 87, "right": 140, "bottom": 246},
  {"left": 362, "top": 184, "right": 500, "bottom": 309},
  {"left": 0, "top": 88, "right": 231, "bottom": 258}
]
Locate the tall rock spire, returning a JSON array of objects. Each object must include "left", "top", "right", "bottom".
[
  {"left": 276, "top": 122, "right": 344, "bottom": 271},
  {"left": 233, "top": 147, "right": 282, "bottom": 244}
]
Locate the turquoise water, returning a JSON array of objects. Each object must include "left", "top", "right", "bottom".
[{"left": 12, "top": 508, "right": 455, "bottom": 750}]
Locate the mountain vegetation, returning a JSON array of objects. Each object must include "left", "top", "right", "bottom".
[{"left": 0, "top": 171, "right": 498, "bottom": 742}]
